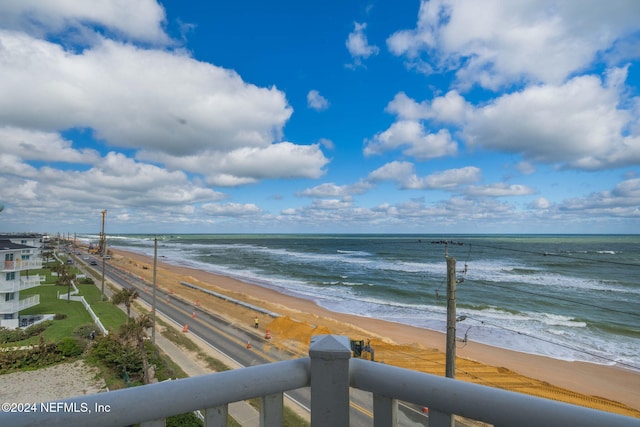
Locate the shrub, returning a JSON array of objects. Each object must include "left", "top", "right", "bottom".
[
  {"left": 57, "top": 337, "right": 84, "bottom": 357},
  {"left": 54, "top": 313, "right": 67, "bottom": 320}
]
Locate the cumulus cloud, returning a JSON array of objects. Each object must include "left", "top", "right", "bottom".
[
  {"left": 297, "top": 181, "right": 372, "bottom": 198},
  {"left": 463, "top": 74, "right": 640, "bottom": 170},
  {"left": 141, "top": 142, "right": 329, "bottom": 187},
  {"left": 387, "top": 0, "right": 640, "bottom": 89},
  {"left": 307, "top": 90, "right": 330, "bottom": 111},
  {"left": 202, "top": 202, "right": 262, "bottom": 217},
  {"left": 0, "top": 126, "right": 100, "bottom": 164},
  {"left": 364, "top": 122, "right": 457, "bottom": 160},
  {"left": 0, "top": 29, "right": 329, "bottom": 185},
  {"left": 0, "top": 0, "right": 169, "bottom": 44},
  {"left": 0, "top": 33, "right": 293, "bottom": 155},
  {"left": 463, "top": 183, "right": 536, "bottom": 197},
  {"left": 379, "top": 70, "right": 640, "bottom": 171},
  {"left": 346, "top": 22, "right": 379, "bottom": 67},
  {"left": 367, "top": 161, "right": 481, "bottom": 190}
]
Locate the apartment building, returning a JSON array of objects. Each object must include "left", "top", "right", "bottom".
[{"left": 0, "top": 234, "right": 43, "bottom": 329}]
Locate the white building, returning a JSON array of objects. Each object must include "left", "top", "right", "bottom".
[{"left": 0, "top": 235, "right": 43, "bottom": 329}]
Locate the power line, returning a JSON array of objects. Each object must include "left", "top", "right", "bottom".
[
  {"left": 474, "top": 281, "right": 640, "bottom": 319},
  {"left": 455, "top": 241, "right": 640, "bottom": 269},
  {"left": 462, "top": 315, "right": 639, "bottom": 371}
]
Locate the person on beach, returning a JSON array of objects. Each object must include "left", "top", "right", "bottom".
[{"left": 254, "top": 317, "right": 259, "bottom": 329}]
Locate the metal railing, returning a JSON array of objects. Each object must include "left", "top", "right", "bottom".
[{"left": 0, "top": 335, "right": 637, "bottom": 427}]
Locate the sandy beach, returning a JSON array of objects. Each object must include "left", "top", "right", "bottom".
[
  {"left": 106, "top": 247, "right": 640, "bottom": 417},
  {"left": 0, "top": 360, "right": 107, "bottom": 404}
]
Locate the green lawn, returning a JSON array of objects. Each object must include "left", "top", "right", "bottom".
[{"left": 13, "top": 278, "right": 127, "bottom": 344}]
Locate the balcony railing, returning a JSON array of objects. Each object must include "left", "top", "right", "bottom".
[
  {"left": 0, "top": 335, "right": 637, "bottom": 427},
  {"left": 0, "top": 294, "right": 40, "bottom": 314},
  {"left": 2, "top": 259, "right": 43, "bottom": 272},
  {"left": 0, "top": 275, "right": 42, "bottom": 293}
]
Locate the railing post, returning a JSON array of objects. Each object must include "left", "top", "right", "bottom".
[
  {"left": 309, "top": 335, "right": 352, "bottom": 427},
  {"left": 260, "top": 392, "right": 283, "bottom": 427},
  {"left": 204, "top": 404, "right": 228, "bottom": 427},
  {"left": 373, "top": 395, "right": 397, "bottom": 427}
]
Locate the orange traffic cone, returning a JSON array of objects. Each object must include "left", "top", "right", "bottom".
[
  {"left": 195, "top": 300, "right": 201, "bottom": 307},
  {"left": 182, "top": 324, "right": 188, "bottom": 333},
  {"left": 170, "top": 289, "right": 174, "bottom": 295},
  {"left": 246, "top": 341, "right": 252, "bottom": 349},
  {"left": 265, "top": 329, "right": 271, "bottom": 340},
  {"left": 192, "top": 311, "right": 196, "bottom": 318}
]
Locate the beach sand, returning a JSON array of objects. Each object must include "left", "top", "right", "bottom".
[
  {"left": 0, "top": 360, "right": 107, "bottom": 404},
  {"left": 110, "top": 248, "right": 640, "bottom": 417}
]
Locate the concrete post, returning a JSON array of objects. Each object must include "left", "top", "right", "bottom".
[{"left": 309, "top": 335, "right": 352, "bottom": 427}]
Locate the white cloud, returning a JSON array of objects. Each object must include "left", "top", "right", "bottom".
[
  {"left": 364, "top": 121, "right": 457, "bottom": 160},
  {"left": 388, "top": 0, "right": 640, "bottom": 89},
  {"left": 0, "top": 33, "right": 293, "bottom": 156},
  {"left": 367, "top": 161, "right": 481, "bottom": 191},
  {"left": 530, "top": 197, "right": 551, "bottom": 209},
  {"left": 0, "top": 0, "right": 169, "bottom": 44},
  {"left": 464, "top": 74, "right": 640, "bottom": 170},
  {"left": 561, "top": 177, "right": 640, "bottom": 211},
  {"left": 386, "top": 90, "right": 470, "bottom": 124},
  {"left": 142, "top": 142, "right": 328, "bottom": 187},
  {"left": 298, "top": 181, "right": 372, "bottom": 198},
  {"left": 202, "top": 203, "right": 262, "bottom": 217},
  {"left": 307, "top": 90, "right": 330, "bottom": 111},
  {"left": 0, "top": 126, "right": 100, "bottom": 164},
  {"left": 346, "top": 22, "right": 379, "bottom": 67},
  {"left": 463, "top": 183, "right": 536, "bottom": 197}
]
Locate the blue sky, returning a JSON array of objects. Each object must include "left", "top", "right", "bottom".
[{"left": 0, "top": 0, "right": 639, "bottom": 234}]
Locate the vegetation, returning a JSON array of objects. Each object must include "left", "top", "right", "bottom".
[
  {"left": 0, "top": 321, "right": 52, "bottom": 343},
  {"left": 111, "top": 287, "right": 139, "bottom": 320}
]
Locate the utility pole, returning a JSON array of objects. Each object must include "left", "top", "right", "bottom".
[
  {"left": 445, "top": 256, "right": 457, "bottom": 379},
  {"left": 152, "top": 236, "right": 158, "bottom": 344},
  {"left": 100, "top": 210, "right": 107, "bottom": 301}
]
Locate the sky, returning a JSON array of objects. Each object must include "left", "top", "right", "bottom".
[{"left": 0, "top": 0, "right": 639, "bottom": 235}]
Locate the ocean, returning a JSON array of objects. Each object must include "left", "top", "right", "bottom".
[{"left": 94, "top": 234, "right": 639, "bottom": 371}]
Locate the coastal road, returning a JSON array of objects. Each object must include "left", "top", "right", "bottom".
[{"left": 79, "top": 255, "right": 431, "bottom": 426}]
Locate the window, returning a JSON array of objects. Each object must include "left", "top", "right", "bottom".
[
  {"left": 5, "top": 292, "right": 15, "bottom": 301},
  {"left": 5, "top": 272, "right": 15, "bottom": 281},
  {"left": 4, "top": 314, "right": 14, "bottom": 320}
]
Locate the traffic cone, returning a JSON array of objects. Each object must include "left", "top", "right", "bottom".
[
  {"left": 195, "top": 300, "right": 201, "bottom": 307},
  {"left": 192, "top": 311, "right": 196, "bottom": 318},
  {"left": 246, "top": 341, "right": 251, "bottom": 349},
  {"left": 183, "top": 324, "right": 188, "bottom": 333},
  {"left": 265, "top": 329, "right": 271, "bottom": 340},
  {"left": 170, "top": 289, "right": 174, "bottom": 295}
]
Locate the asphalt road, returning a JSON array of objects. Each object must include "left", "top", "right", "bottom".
[{"left": 77, "top": 255, "right": 430, "bottom": 426}]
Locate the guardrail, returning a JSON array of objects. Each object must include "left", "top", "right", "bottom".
[{"left": 0, "top": 335, "right": 637, "bottom": 427}]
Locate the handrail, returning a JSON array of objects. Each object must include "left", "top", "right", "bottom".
[
  {"left": 1, "top": 335, "right": 638, "bottom": 427},
  {"left": 1, "top": 358, "right": 310, "bottom": 427},
  {"left": 350, "top": 356, "right": 638, "bottom": 427}
]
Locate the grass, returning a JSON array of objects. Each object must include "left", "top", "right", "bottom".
[{"left": 10, "top": 277, "right": 126, "bottom": 344}]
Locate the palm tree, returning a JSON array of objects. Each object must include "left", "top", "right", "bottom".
[
  {"left": 52, "top": 263, "right": 75, "bottom": 303},
  {"left": 119, "top": 314, "right": 153, "bottom": 384},
  {"left": 111, "top": 288, "right": 139, "bottom": 321}
]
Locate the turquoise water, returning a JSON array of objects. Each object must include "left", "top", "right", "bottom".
[{"left": 96, "top": 234, "right": 640, "bottom": 370}]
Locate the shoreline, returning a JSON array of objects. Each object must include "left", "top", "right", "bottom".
[{"left": 110, "top": 247, "right": 640, "bottom": 413}]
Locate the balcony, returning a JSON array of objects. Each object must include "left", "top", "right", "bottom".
[
  {"left": 0, "top": 275, "right": 42, "bottom": 293},
  {"left": 2, "top": 259, "right": 43, "bottom": 272},
  {"left": 0, "top": 335, "right": 636, "bottom": 427},
  {"left": 0, "top": 294, "right": 40, "bottom": 314}
]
